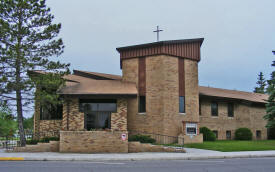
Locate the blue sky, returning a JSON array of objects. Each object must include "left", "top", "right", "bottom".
[{"left": 47, "top": 0, "right": 275, "bottom": 92}]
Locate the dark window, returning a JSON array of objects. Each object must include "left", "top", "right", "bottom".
[
  {"left": 226, "top": 130, "right": 231, "bottom": 140},
  {"left": 187, "top": 127, "right": 197, "bottom": 135},
  {"left": 256, "top": 130, "right": 261, "bottom": 139},
  {"left": 228, "top": 103, "right": 234, "bottom": 117},
  {"left": 179, "top": 96, "right": 185, "bottom": 113},
  {"left": 213, "top": 130, "right": 218, "bottom": 139},
  {"left": 139, "top": 96, "right": 146, "bottom": 113},
  {"left": 79, "top": 99, "right": 117, "bottom": 113},
  {"left": 186, "top": 123, "right": 197, "bottom": 135},
  {"left": 85, "top": 112, "right": 111, "bottom": 130},
  {"left": 79, "top": 99, "right": 117, "bottom": 130},
  {"left": 199, "top": 100, "right": 202, "bottom": 115},
  {"left": 211, "top": 102, "right": 218, "bottom": 116},
  {"left": 40, "top": 104, "right": 63, "bottom": 120}
]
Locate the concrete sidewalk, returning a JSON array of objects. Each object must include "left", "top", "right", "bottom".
[{"left": 1, "top": 148, "right": 275, "bottom": 161}]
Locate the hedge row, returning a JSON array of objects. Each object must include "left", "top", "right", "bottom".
[{"left": 26, "top": 136, "right": 59, "bottom": 145}]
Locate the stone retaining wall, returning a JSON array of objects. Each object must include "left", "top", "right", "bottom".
[
  {"left": 59, "top": 131, "right": 128, "bottom": 153},
  {"left": 12, "top": 141, "right": 59, "bottom": 152},
  {"left": 178, "top": 134, "right": 203, "bottom": 144},
  {"left": 128, "top": 142, "right": 186, "bottom": 153}
]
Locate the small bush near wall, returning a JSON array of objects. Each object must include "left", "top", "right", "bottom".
[
  {"left": 129, "top": 134, "right": 156, "bottom": 143},
  {"left": 25, "top": 137, "right": 59, "bottom": 145},
  {"left": 235, "top": 128, "right": 252, "bottom": 140},
  {"left": 39, "top": 136, "right": 59, "bottom": 143},
  {"left": 268, "top": 128, "right": 275, "bottom": 140},
  {"left": 26, "top": 139, "right": 39, "bottom": 145},
  {"left": 199, "top": 127, "right": 216, "bottom": 141}
]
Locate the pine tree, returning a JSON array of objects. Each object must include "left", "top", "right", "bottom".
[
  {"left": 254, "top": 72, "right": 267, "bottom": 94},
  {"left": 0, "top": 0, "right": 70, "bottom": 146},
  {"left": 264, "top": 60, "right": 275, "bottom": 136}
]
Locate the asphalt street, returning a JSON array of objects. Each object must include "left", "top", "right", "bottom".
[{"left": 0, "top": 157, "right": 275, "bottom": 172}]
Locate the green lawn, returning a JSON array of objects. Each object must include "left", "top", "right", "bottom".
[{"left": 184, "top": 140, "right": 275, "bottom": 152}]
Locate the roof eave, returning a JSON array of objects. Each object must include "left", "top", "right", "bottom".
[
  {"left": 199, "top": 93, "right": 267, "bottom": 104},
  {"left": 116, "top": 38, "right": 204, "bottom": 52}
]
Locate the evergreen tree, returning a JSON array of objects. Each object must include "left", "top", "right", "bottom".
[
  {"left": 254, "top": 72, "right": 267, "bottom": 93},
  {"left": 0, "top": 101, "right": 17, "bottom": 139},
  {"left": 0, "top": 0, "right": 69, "bottom": 146},
  {"left": 264, "top": 60, "right": 275, "bottom": 132}
]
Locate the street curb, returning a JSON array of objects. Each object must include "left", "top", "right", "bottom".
[
  {"left": 19, "top": 154, "right": 275, "bottom": 161},
  {"left": 0, "top": 157, "right": 24, "bottom": 161}
]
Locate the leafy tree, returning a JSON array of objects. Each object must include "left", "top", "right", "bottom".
[
  {"left": 0, "top": 0, "right": 70, "bottom": 146},
  {"left": 254, "top": 72, "right": 267, "bottom": 93},
  {"left": 264, "top": 60, "right": 275, "bottom": 130},
  {"left": 0, "top": 102, "right": 17, "bottom": 139},
  {"left": 23, "top": 115, "right": 33, "bottom": 130}
]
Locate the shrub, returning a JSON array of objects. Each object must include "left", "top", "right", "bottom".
[
  {"left": 268, "top": 127, "right": 275, "bottom": 140},
  {"left": 199, "top": 127, "right": 216, "bottom": 141},
  {"left": 235, "top": 128, "right": 252, "bottom": 140},
  {"left": 26, "top": 139, "right": 38, "bottom": 145},
  {"left": 128, "top": 134, "right": 156, "bottom": 143},
  {"left": 39, "top": 136, "right": 59, "bottom": 143}
]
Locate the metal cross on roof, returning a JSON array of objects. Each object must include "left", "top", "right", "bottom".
[{"left": 153, "top": 26, "right": 163, "bottom": 42}]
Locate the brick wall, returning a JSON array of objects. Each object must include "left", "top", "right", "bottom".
[
  {"left": 123, "top": 55, "right": 200, "bottom": 143},
  {"left": 59, "top": 131, "right": 128, "bottom": 153},
  {"left": 62, "top": 98, "right": 84, "bottom": 131},
  {"left": 199, "top": 98, "right": 267, "bottom": 140},
  {"left": 111, "top": 98, "right": 128, "bottom": 131},
  {"left": 33, "top": 100, "right": 61, "bottom": 138},
  {"left": 13, "top": 141, "right": 59, "bottom": 152},
  {"left": 123, "top": 58, "right": 150, "bottom": 133}
]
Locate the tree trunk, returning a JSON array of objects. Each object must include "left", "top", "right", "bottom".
[
  {"left": 15, "top": 57, "right": 26, "bottom": 146},
  {"left": 15, "top": 7, "right": 26, "bottom": 147},
  {"left": 16, "top": 89, "right": 26, "bottom": 146},
  {"left": 15, "top": 50, "right": 26, "bottom": 146}
]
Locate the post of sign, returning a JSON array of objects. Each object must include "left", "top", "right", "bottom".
[{"left": 121, "top": 133, "right": 127, "bottom": 141}]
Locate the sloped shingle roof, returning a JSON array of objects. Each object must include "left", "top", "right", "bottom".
[
  {"left": 29, "top": 70, "right": 268, "bottom": 103},
  {"left": 199, "top": 86, "right": 268, "bottom": 103}
]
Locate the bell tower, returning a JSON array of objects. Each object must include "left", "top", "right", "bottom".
[{"left": 117, "top": 38, "right": 204, "bottom": 143}]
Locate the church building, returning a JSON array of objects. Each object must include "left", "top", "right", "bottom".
[{"left": 31, "top": 38, "right": 268, "bottom": 153}]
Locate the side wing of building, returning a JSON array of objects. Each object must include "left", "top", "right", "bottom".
[{"left": 199, "top": 86, "right": 268, "bottom": 140}]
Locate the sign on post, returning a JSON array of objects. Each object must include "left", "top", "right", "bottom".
[{"left": 121, "top": 134, "right": 127, "bottom": 141}]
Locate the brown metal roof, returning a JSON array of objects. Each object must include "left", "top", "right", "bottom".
[
  {"left": 59, "top": 70, "right": 136, "bottom": 95},
  {"left": 117, "top": 38, "right": 204, "bottom": 69},
  {"left": 116, "top": 38, "right": 204, "bottom": 51},
  {"left": 199, "top": 86, "right": 268, "bottom": 104},
  {"left": 58, "top": 79, "right": 137, "bottom": 96},
  {"left": 29, "top": 70, "right": 267, "bottom": 103},
  {"left": 73, "top": 70, "right": 122, "bottom": 80}
]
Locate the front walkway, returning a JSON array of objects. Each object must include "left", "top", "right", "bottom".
[{"left": 1, "top": 148, "right": 275, "bottom": 161}]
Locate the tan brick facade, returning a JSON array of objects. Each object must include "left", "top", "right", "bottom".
[
  {"left": 111, "top": 98, "right": 128, "bottom": 131},
  {"left": 32, "top": 39, "right": 269, "bottom": 153},
  {"left": 124, "top": 55, "right": 200, "bottom": 143},
  {"left": 62, "top": 98, "right": 84, "bottom": 131},
  {"left": 199, "top": 98, "right": 267, "bottom": 140},
  {"left": 33, "top": 100, "right": 61, "bottom": 138},
  {"left": 34, "top": 97, "right": 128, "bottom": 132}
]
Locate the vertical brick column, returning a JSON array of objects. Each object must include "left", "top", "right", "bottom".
[
  {"left": 111, "top": 98, "right": 127, "bottom": 131},
  {"left": 33, "top": 100, "right": 40, "bottom": 139}
]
